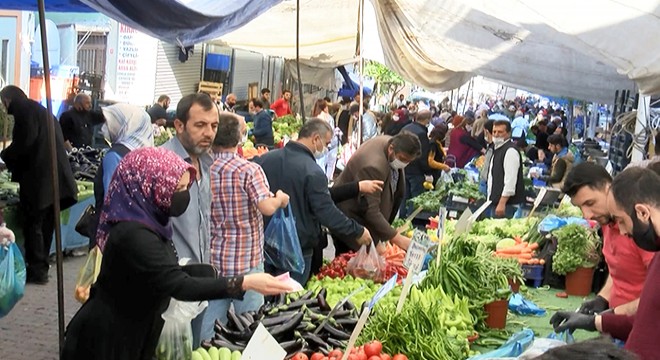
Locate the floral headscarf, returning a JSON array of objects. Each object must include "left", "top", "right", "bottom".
[{"left": 96, "top": 147, "right": 195, "bottom": 251}]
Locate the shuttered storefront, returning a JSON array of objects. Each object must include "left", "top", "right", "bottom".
[
  {"left": 154, "top": 42, "right": 203, "bottom": 105},
  {"left": 230, "top": 49, "right": 264, "bottom": 101}
]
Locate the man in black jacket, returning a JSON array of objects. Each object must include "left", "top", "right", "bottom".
[
  {"left": 0, "top": 85, "right": 78, "bottom": 284},
  {"left": 400, "top": 109, "right": 432, "bottom": 217},
  {"left": 254, "top": 119, "right": 372, "bottom": 284},
  {"left": 59, "top": 93, "right": 105, "bottom": 149}
]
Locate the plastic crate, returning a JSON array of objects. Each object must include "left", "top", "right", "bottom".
[{"left": 522, "top": 264, "right": 544, "bottom": 288}]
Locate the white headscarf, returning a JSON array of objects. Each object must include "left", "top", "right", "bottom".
[{"left": 101, "top": 103, "right": 154, "bottom": 150}]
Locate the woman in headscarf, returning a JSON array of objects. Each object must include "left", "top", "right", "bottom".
[
  {"left": 62, "top": 147, "right": 291, "bottom": 360},
  {"left": 428, "top": 123, "right": 450, "bottom": 183},
  {"left": 89, "top": 104, "right": 154, "bottom": 247},
  {"left": 446, "top": 115, "right": 483, "bottom": 168}
]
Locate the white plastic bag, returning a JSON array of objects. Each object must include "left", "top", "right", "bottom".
[{"left": 155, "top": 298, "right": 207, "bottom": 360}]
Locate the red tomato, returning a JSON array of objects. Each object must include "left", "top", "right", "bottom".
[
  {"left": 367, "top": 357, "right": 381, "bottom": 360},
  {"left": 392, "top": 355, "right": 408, "bottom": 360},
  {"left": 381, "top": 355, "right": 391, "bottom": 360},
  {"left": 364, "top": 341, "right": 383, "bottom": 357},
  {"left": 328, "top": 350, "right": 343, "bottom": 358},
  {"left": 310, "top": 354, "right": 325, "bottom": 360},
  {"left": 356, "top": 352, "right": 368, "bottom": 360},
  {"left": 347, "top": 355, "right": 359, "bottom": 360},
  {"left": 291, "top": 353, "right": 309, "bottom": 360}
]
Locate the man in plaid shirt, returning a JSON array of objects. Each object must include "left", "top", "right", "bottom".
[{"left": 200, "top": 112, "right": 290, "bottom": 341}]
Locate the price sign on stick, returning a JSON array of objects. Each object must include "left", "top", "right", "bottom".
[
  {"left": 528, "top": 188, "right": 547, "bottom": 218},
  {"left": 436, "top": 207, "right": 447, "bottom": 266},
  {"left": 468, "top": 200, "right": 492, "bottom": 224},
  {"left": 342, "top": 275, "right": 398, "bottom": 360},
  {"left": 454, "top": 208, "right": 473, "bottom": 235},
  {"left": 398, "top": 230, "right": 431, "bottom": 314}
]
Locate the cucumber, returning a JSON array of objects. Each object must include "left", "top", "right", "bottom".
[
  {"left": 198, "top": 348, "right": 212, "bottom": 360},
  {"left": 208, "top": 346, "right": 220, "bottom": 360},
  {"left": 230, "top": 350, "right": 241, "bottom": 360},
  {"left": 218, "top": 347, "right": 232, "bottom": 360},
  {"left": 192, "top": 351, "right": 204, "bottom": 360}
]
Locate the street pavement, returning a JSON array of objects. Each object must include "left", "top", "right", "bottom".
[{"left": 0, "top": 254, "right": 85, "bottom": 360}]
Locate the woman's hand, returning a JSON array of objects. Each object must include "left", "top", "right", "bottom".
[
  {"left": 358, "top": 180, "right": 384, "bottom": 194},
  {"left": 242, "top": 273, "right": 294, "bottom": 295}
]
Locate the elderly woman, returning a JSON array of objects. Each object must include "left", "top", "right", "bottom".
[{"left": 62, "top": 147, "right": 291, "bottom": 360}]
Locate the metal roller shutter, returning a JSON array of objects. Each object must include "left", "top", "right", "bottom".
[
  {"left": 154, "top": 42, "right": 202, "bottom": 106},
  {"left": 231, "top": 49, "right": 264, "bottom": 101}
]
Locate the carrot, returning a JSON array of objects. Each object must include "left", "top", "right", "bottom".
[
  {"left": 497, "top": 247, "right": 523, "bottom": 254},
  {"left": 518, "top": 258, "right": 529, "bottom": 264},
  {"left": 539, "top": 259, "right": 546, "bottom": 265},
  {"left": 517, "top": 253, "right": 533, "bottom": 260},
  {"left": 514, "top": 236, "right": 522, "bottom": 244},
  {"left": 495, "top": 253, "right": 519, "bottom": 259},
  {"left": 529, "top": 243, "right": 539, "bottom": 250}
]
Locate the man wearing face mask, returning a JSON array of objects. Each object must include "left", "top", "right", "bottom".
[
  {"left": 550, "top": 167, "right": 660, "bottom": 360},
  {"left": 487, "top": 120, "right": 525, "bottom": 218},
  {"left": 254, "top": 119, "right": 372, "bottom": 284},
  {"left": 333, "top": 132, "right": 422, "bottom": 254},
  {"left": 560, "top": 163, "right": 654, "bottom": 317}
]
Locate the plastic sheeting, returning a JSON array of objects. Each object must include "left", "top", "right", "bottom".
[
  {"left": 212, "top": 0, "right": 660, "bottom": 103},
  {"left": 1, "top": 0, "right": 283, "bottom": 47}
]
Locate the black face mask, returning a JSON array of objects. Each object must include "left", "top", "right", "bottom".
[
  {"left": 169, "top": 190, "right": 190, "bottom": 217},
  {"left": 630, "top": 212, "right": 660, "bottom": 252}
]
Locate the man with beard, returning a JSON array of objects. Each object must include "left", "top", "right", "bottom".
[
  {"left": 224, "top": 93, "right": 237, "bottom": 113},
  {"left": 160, "top": 93, "right": 218, "bottom": 345},
  {"left": 550, "top": 167, "right": 660, "bottom": 360},
  {"left": 147, "top": 94, "right": 171, "bottom": 127},
  {"left": 559, "top": 163, "right": 654, "bottom": 316},
  {"left": 60, "top": 93, "right": 105, "bottom": 148}
]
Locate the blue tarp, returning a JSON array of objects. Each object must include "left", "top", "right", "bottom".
[{"left": 0, "top": 0, "right": 282, "bottom": 46}]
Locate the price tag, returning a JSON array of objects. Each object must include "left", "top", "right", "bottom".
[
  {"left": 468, "top": 200, "right": 492, "bottom": 224},
  {"left": 454, "top": 208, "right": 473, "bottom": 235},
  {"left": 403, "top": 230, "right": 431, "bottom": 274},
  {"left": 241, "top": 323, "right": 286, "bottom": 360}
]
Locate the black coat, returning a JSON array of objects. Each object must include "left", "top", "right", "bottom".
[
  {"left": 1, "top": 97, "right": 77, "bottom": 211},
  {"left": 254, "top": 142, "right": 363, "bottom": 252},
  {"left": 61, "top": 222, "right": 244, "bottom": 360}
]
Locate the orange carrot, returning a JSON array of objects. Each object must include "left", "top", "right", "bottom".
[
  {"left": 517, "top": 253, "right": 533, "bottom": 260},
  {"left": 529, "top": 243, "right": 539, "bottom": 250},
  {"left": 497, "top": 247, "right": 523, "bottom": 254}
]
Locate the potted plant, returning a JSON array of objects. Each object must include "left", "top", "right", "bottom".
[{"left": 552, "top": 223, "right": 601, "bottom": 296}]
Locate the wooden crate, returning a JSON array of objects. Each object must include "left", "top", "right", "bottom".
[{"left": 198, "top": 81, "right": 223, "bottom": 102}]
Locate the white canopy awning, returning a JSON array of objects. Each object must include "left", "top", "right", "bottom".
[{"left": 210, "top": 0, "right": 660, "bottom": 103}]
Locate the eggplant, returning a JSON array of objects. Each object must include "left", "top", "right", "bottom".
[
  {"left": 268, "top": 312, "right": 305, "bottom": 339},
  {"left": 316, "top": 290, "right": 330, "bottom": 311},
  {"left": 236, "top": 312, "right": 252, "bottom": 329},
  {"left": 319, "top": 323, "right": 351, "bottom": 340},
  {"left": 278, "top": 293, "right": 287, "bottom": 305},
  {"left": 300, "top": 289, "right": 316, "bottom": 301},
  {"left": 214, "top": 320, "right": 244, "bottom": 341},
  {"left": 211, "top": 338, "right": 245, "bottom": 352},
  {"left": 279, "top": 338, "right": 304, "bottom": 353},
  {"left": 343, "top": 300, "right": 356, "bottom": 311},
  {"left": 262, "top": 312, "right": 299, "bottom": 327},
  {"left": 243, "top": 312, "right": 255, "bottom": 324},
  {"left": 330, "top": 310, "right": 353, "bottom": 319},
  {"left": 335, "top": 318, "right": 358, "bottom": 329},
  {"left": 227, "top": 304, "right": 246, "bottom": 332},
  {"left": 200, "top": 340, "right": 213, "bottom": 350},
  {"left": 326, "top": 337, "right": 347, "bottom": 348},
  {"left": 295, "top": 321, "right": 316, "bottom": 332},
  {"left": 303, "top": 332, "right": 331, "bottom": 352}
]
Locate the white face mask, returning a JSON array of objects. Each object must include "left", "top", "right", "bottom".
[
  {"left": 493, "top": 137, "right": 506, "bottom": 147},
  {"left": 390, "top": 158, "right": 409, "bottom": 170},
  {"left": 313, "top": 138, "right": 328, "bottom": 159}
]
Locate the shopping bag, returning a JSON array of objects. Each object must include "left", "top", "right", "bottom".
[
  {"left": 74, "top": 204, "right": 96, "bottom": 238},
  {"left": 0, "top": 242, "right": 26, "bottom": 318},
  {"left": 508, "top": 293, "right": 546, "bottom": 316},
  {"left": 264, "top": 204, "right": 304, "bottom": 274},
  {"left": 155, "top": 298, "right": 207, "bottom": 360},
  {"left": 346, "top": 242, "right": 387, "bottom": 281},
  {"left": 73, "top": 246, "right": 102, "bottom": 304},
  {"left": 467, "top": 328, "right": 535, "bottom": 360}
]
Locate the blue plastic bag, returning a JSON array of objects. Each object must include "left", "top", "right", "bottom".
[
  {"left": 547, "top": 330, "right": 575, "bottom": 344},
  {"left": 467, "top": 328, "right": 535, "bottom": 359},
  {"left": 264, "top": 204, "right": 304, "bottom": 275},
  {"left": 538, "top": 215, "right": 590, "bottom": 233},
  {"left": 0, "top": 242, "right": 26, "bottom": 318},
  {"left": 508, "top": 293, "right": 546, "bottom": 316}
]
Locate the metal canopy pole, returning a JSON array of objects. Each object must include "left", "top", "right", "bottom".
[
  {"left": 357, "top": 0, "right": 364, "bottom": 147},
  {"left": 296, "top": 0, "right": 305, "bottom": 122},
  {"left": 37, "top": 0, "right": 66, "bottom": 351}
]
